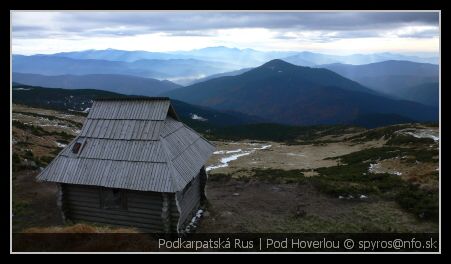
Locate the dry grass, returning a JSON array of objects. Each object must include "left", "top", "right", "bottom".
[
  {"left": 15, "top": 224, "right": 160, "bottom": 252},
  {"left": 23, "top": 223, "right": 140, "bottom": 233}
]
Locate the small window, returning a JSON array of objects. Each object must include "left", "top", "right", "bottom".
[
  {"left": 100, "top": 188, "right": 127, "bottom": 210},
  {"left": 72, "top": 142, "right": 82, "bottom": 154}
]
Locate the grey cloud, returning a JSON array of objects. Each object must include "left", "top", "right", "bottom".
[
  {"left": 61, "top": 12, "right": 438, "bottom": 30},
  {"left": 12, "top": 11, "right": 439, "bottom": 39},
  {"left": 397, "top": 29, "right": 440, "bottom": 38}
]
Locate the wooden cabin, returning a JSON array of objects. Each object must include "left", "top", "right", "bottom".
[{"left": 37, "top": 97, "right": 215, "bottom": 233}]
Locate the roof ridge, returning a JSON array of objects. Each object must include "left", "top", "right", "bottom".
[
  {"left": 159, "top": 135, "right": 185, "bottom": 192},
  {"left": 36, "top": 136, "right": 79, "bottom": 182},
  {"left": 58, "top": 155, "right": 168, "bottom": 163},
  {"left": 94, "top": 97, "right": 170, "bottom": 101},
  {"left": 161, "top": 118, "right": 185, "bottom": 139},
  {"left": 181, "top": 122, "right": 216, "bottom": 149}
]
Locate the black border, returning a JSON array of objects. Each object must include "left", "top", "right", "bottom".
[{"left": 5, "top": 1, "right": 449, "bottom": 257}]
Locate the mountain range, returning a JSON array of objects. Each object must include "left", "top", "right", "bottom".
[
  {"left": 12, "top": 54, "right": 239, "bottom": 85},
  {"left": 321, "top": 60, "right": 439, "bottom": 106},
  {"left": 12, "top": 47, "right": 439, "bottom": 128},
  {"left": 163, "top": 59, "right": 438, "bottom": 126},
  {"left": 31, "top": 46, "right": 438, "bottom": 65},
  {"left": 12, "top": 72, "right": 181, "bottom": 96},
  {"left": 14, "top": 47, "right": 438, "bottom": 85},
  {"left": 284, "top": 51, "right": 438, "bottom": 66}
]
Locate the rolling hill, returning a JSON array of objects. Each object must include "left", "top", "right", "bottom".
[
  {"left": 394, "top": 82, "right": 439, "bottom": 107},
  {"left": 11, "top": 83, "right": 264, "bottom": 129},
  {"left": 12, "top": 73, "right": 181, "bottom": 96},
  {"left": 163, "top": 59, "right": 438, "bottom": 126}
]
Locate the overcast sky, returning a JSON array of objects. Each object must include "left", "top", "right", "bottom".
[{"left": 11, "top": 11, "right": 440, "bottom": 55}]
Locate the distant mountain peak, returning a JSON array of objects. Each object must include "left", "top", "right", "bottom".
[{"left": 262, "top": 59, "right": 294, "bottom": 68}]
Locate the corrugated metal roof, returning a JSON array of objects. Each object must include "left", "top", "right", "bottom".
[
  {"left": 88, "top": 100, "right": 170, "bottom": 120},
  {"left": 37, "top": 99, "right": 215, "bottom": 193}
]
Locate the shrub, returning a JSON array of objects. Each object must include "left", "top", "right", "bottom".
[
  {"left": 395, "top": 185, "right": 439, "bottom": 221},
  {"left": 12, "top": 153, "right": 23, "bottom": 172},
  {"left": 12, "top": 153, "right": 21, "bottom": 164},
  {"left": 208, "top": 173, "right": 232, "bottom": 182},
  {"left": 40, "top": 156, "right": 55, "bottom": 165},
  {"left": 386, "top": 134, "right": 435, "bottom": 146},
  {"left": 250, "top": 168, "right": 306, "bottom": 184},
  {"left": 23, "top": 150, "right": 34, "bottom": 159},
  {"left": 311, "top": 178, "right": 377, "bottom": 197}
]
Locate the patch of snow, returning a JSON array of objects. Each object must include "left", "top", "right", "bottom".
[
  {"left": 13, "top": 87, "right": 32, "bottom": 91},
  {"left": 207, "top": 144, "right": 271, "bottom": 172},
  {"left": 213, "top": 149, "right": 242, "bottom": 155},
  {"left": 190, "top": 113, "right": 208, "bottom": 122},
  {"left": 399, "top": 129, "right": 439, "bottom": 142},
  {"left": 225, "top": 149, "right": 242, "bottom": 154},
  {"left": 241, "top": 142, "right": 259, "bottom": 146},
  {"left": 252, "top": 144, "right": 272, "bottom": 150},
  {"left": 338, "top": 195, "right": 344, "bottom": 199},
  {"left": 183, "top": 209, "right": 204, "bottom": 234},
  {"left": 40, "top": 123, "right": 71, "bottom": 129},
  {"left": 392, "top": 171, "right": 402, "bottom": 176},
  {"left": 405, "top": 131, "right": 439, "bottom": 142},
  {"left": 55, "top": 142, "right": 67, "bottom": 148},
  {"left": 287, "top": 153, "right": 305, "bottom": 157},
  {"left": 206, "top": 151, "right": 252, "bottom": 171},
  {"left": 360, "top": 195, "right": 368, "bottom": 199},
  {"left": 222, "top": 151, "right": 252, "bottom": 162},
  {"left": 368, "top": 163, "right": 381, "bottom": 173},
  {"left": 69, "top": 108, "right": 89, "bottom": 113},
  {"left": 59, "top": 114, "right": 76, "bottom": 118}
]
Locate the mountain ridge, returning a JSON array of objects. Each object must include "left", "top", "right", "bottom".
[
  {"left": 163, "top": 59, "right": 438, "bottom": 126},
  {"left": 12, "top": 72, "right": 181, "bottom": 97}
]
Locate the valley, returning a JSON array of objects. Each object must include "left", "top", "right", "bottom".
[{"left": 12, "top": 104, "right": 439, "bottom": 234}]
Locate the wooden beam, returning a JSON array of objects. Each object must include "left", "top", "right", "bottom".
[{"left": 161, "top": 193, "right": 171, "bottom": 233}]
